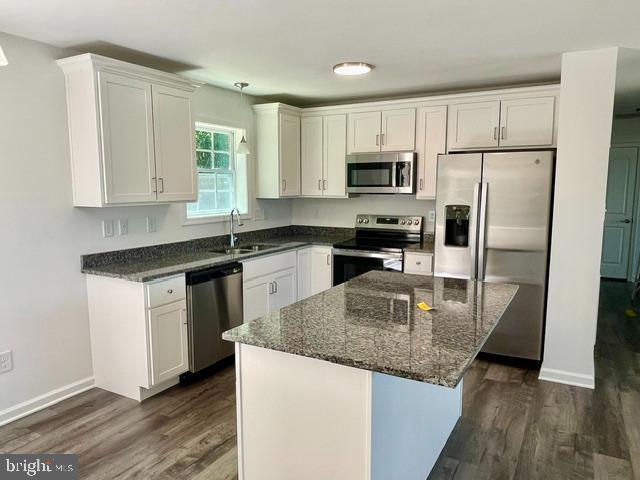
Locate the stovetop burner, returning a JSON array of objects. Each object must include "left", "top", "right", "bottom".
[{"left": 333, "top": 214, "right": 424, "bottom": 252}]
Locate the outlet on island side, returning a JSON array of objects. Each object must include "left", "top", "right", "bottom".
[{"left": 0, "top": 350, "right": 13, "bottom": 374}]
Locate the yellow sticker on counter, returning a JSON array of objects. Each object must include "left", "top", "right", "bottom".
[{"left": 417, "top": 302, "right": 434, "bottom": 311}]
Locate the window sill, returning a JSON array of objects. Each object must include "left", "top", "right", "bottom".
[{"left": 182, "top": 212, "right": 251, "bottom": 226}]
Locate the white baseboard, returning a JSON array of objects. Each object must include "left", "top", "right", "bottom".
[
  {"left": 0, "top": 377, "right": 95, "bottom": 427},
  {"left": 538, "top": 367, "right": 595, "bottom": 389}
]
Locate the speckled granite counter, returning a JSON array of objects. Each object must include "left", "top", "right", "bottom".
[{"left": 223, "top": 270, "right": 517, "bottom": 387}]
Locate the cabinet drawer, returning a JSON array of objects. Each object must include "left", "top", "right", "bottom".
[
  {"left": 146, "top": 274, "right": 186, "bottom": 308},
  {"left": 403, "top": 253, "right": 433, "bottom": 275},
  {"left": 242, "top": 251, "right": 297, "bottom": 281}
]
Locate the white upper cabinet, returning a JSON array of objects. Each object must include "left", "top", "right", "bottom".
[
  {"left": 381, "top": 108, "right": 416, "bottom": 151},
  {"left": 301, "top": 114, "right": 347, "bottom": 197},
  {"left": 301, "top": 116, "right": 324, "bottom": 196},
  {"left": 416, "top": 106, "right": 447, "bottom": 200},
  {"left": 57, "top": 54, "right": 202, "bottom": 207},
  {"left": 152, "top": 85, "right": 198, "bottom": 202},
  {"left": 498, "top": 96, "right": 555, "bottom": 147},
  {"left": 347, "top": 111, "right": 382, "bottom": 153},
  {"left": 448, "top": 101, "right": 501, "bottom": 150},
  {"left": 254, "top": 103, "right": 302, "bottom": 198},
  {"left": 348, "top": 108, "right": 416, "bottom": 153}
]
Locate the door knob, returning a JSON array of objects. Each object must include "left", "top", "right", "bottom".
[{"left": 621, "top": 219, "right": 631, "bottom": 223}]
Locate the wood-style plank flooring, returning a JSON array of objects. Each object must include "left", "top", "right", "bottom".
[{"left": 1, "top": 279, "right": 639, "bottom": 479}]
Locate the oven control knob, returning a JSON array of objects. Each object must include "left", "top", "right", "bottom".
[
  {"left": 364, "top": 218, "right": 369, "bottom": 224},
  {"left": 407, "top": 220, "right": 413, "bottom": 225},
  {"left": 400, "top": 219, "right": 406, "bottom": 225},
  {"left": 415, "top": 218, "right": 420, "bottom": 224},
  {"left": 358, "top": 218, "right": 363, "bottom": 223}
]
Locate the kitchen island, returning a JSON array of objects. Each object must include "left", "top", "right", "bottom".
[{"left": 223, "top": 271, "right": 518, "bottom": 480}]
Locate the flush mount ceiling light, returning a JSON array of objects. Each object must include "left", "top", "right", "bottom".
[
  {"left": 234, "top": 82, "right": 251, "bottom": 155},
  {"left": 333, "top": 62, "right": 374, "bottom": 76}
]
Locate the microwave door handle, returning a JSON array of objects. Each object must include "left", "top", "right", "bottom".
[
  {"left": 469, "top": 182, "right": 481, "bottom": 280},
  {"left": 477, "top": 182, "right": 488, "bottom": 281},
  {"left": 392, "top": 163, "right": 397, "bottom": 191}
]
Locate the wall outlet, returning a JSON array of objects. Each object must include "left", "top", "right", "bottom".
[
  {"left": 0, "top": 350, "right": 13, "bottom": 374},
  {"left": 118, "top": 219, "right": 128, "bottom": 236},
  {"left": 102, "top": 220, "right": 114, "bottom": 238},
  {"left": 254, "top": 207, "right": 265, "bottom": 221},
  {"left": 428, "top": 210, "right": 436, "bottom": 223},
  {"left": 146, "top": 216, "right": 157, "bottom": 233}
]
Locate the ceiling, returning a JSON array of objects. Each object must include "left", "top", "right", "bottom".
[{"left": 2, "top": 0, "right": 640, "bottom": 106}]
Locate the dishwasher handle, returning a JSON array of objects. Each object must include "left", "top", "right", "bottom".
[{"left": 186, "top": 262, "right": 243, "bottom": 286}]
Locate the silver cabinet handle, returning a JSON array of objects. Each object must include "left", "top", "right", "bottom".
[
  {"left": 318, "top": 179, "right": 322, "bottom": 191},
  {"left": 621, "top": 219, "right": 631, "bottom": 223},
  {"left": 273, "top": 280, "right": 278, "bottom": 293},
  {"left": 182, "top": 308, "right": 188, "bottom": 325},
  {"left": 419, "top": 178, "right": 424, "bottom": 191},
  {"left": 158, "top": 177, "right": 164, "bottom": 193},
  {"left": 493, "top": 127, "right": 498, "bottom": 141},
  {"left": 416, "top": 261, "right": 421, "bottom": 266},
  {"left": 501, "top": 126, "right": 506, "bottom": 140},
  {"left": 326, "top": 254, "right": 331, "bottom": 265},
  {"left": 167, "top": 288, "right": 173, "bottom": 294},
  {"left": 381, "top": 133, "right": 385, "bottom": 145},
  {"left": 323, "top": 179, "right": 327, "bottom": 190},
  {"left": 268, "top": 282, "right": 274, "bottom": 294},
  {"left": 151, "top": 177, "right": 157, "bottom": 193},
  {"left": 282, "top": 179, "right": 286, "bottom": 192},
  {"left": 375, "top": 134, "right": 379, "bottom": 146}
]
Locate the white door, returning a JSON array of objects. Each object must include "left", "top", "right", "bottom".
[
  {"left": 601, "top": 147, "right": 638, "bottom": 279},
  {"left": 415, "top": 105, "right": 447, "bottom": 199},
  {"left": 297, "top": 248, "right": 312, "bottom": 301},
  {"left": 97, "top": 72, "right": 157, "bottom": 204},
  {"left": 310, "top": 248, "right": 332, "bottom": 296},
  {"left": 301, "top": 116, "right": 324, "bottom": 196},
  {"left": 381, "top": 108, "right": 416, "bottom": 151},
  {"left": 244, "top": 275, "right": 272, "bottom": 323},
  {"left": 323, "top": 114, "right": 347, "bottom": 196},
  {"left": 499, "top": 97, "right": 555, "bottom": 147},
  {"left": 347, "top": 111, "right": 381, "bottom": 153},
  {"left": 279, "top": 113, "right": 301, "bottom": 196},
  {"left": 447, "top": 101, "right": 500, "bottom": 150},
  {"left": 152, "top": 84, "right": 198, "bottom": 202},
  {"left": 270, "top": 268, "right": 297, "bottom": 311},
  {"left": 148, "top": 300, "right": 188, "bottom": 385}
]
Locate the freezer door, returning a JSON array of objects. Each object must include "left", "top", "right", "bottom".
[
  {"left": 479, "top": 151, "right": 553, "bottom": 360},
  {"left": 434, "top": 153, "right": 483, "bottom": 279}
]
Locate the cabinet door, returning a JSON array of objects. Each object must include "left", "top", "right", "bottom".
[
  {"left": 499, "top": 96, "right": 555, "bottom": 147},
  {"left": 323, "top": 114, "right": 347, "bottom": 197},
  {"left": 310, "top": 247, "right": 332, "bottom": 296},
  {"left": 301, "top": 116, "right": 324, "bottom": 196},
  {"left": 244, "top": 275, "right": 272, "bottom": 323},
  {"left": 347, "top": 111, "right": 381, "bottom": 153},
  {"left": 416, "top": 106, "right": 447, "bottom": 199},
  {"left": 381, "top": 108, "right": 416, "bottom": 151},
  {"left": 152, "top": 85, "right": 197, "bottom": 202},
  {"left": 270, "top": 268, "right": 297, "bottom": 311},
  {"left": 98, "top": 72, "right": 157, "bottom": 204},
  {"left": 447, "top": 101, "right": 500, "bottom": 150},
  {"left": 297, "top": 248, "right": 312, "bottom": 301},
  {"left": 148, "top": 300, "right": 188, "bottom": 385},
  {"left": 279, "top": 113, "right": 301, "bottom": 196}
]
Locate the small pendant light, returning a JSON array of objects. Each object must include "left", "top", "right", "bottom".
[{"left": 234, "top": 82, "right": 251, "bottom": 155}]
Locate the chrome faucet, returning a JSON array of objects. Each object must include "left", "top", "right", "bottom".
[{"left": 229, "top": 208, "right": 244, "bottom": 247}]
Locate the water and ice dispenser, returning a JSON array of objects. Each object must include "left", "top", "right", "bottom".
[{"left": 444, "top": 205, "right": 470, "bottom": 247}]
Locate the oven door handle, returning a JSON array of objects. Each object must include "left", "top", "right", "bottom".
[{"left": 332, "top": 249, "right": 403, "bottom": 260}]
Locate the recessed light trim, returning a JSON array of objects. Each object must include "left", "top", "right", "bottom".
[{"left": 333, "top": 62, "right": 374, "bottom": 76}]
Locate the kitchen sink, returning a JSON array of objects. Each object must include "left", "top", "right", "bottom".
[
  {"left": 208, "top": 243, "right": 278, "bottom": 256},
  {"left": 243, "top": 243, "right": 279, "bottom": 251}
]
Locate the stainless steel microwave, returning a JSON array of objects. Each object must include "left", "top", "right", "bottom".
[{"left": 346, "top": 152, "right": 416, "bottom": 194}]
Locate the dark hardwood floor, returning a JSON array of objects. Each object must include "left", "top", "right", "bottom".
[{"left": 1, "top": 280, "right": 638, "bottom": 479}]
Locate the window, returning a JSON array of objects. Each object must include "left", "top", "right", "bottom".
[{"left": 187, "top": 123, "right": 248, "bottom": 220}]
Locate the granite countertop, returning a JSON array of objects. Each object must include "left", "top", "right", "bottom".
[
  {"left": 223, "top": 270, "right": 518, "bottom": 388},
  {"left": 404, "top": 236, "right": 434, "bottom": 254}
]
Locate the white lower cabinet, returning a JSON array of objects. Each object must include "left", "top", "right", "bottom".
[
  {"left": 242, "top": 251, "right": 298, "bottom": 323},
  {"left": 86, "top": 273, "right": 189, "bottom": 402},
  {"left": 403, "top": 252, "right": 434, "bottom": 276},
  {"left": 297, "top": 246, "right": 333, "bottom": 300}
]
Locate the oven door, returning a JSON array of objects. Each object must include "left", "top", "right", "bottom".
[
  {"left": 346, "top": 161, "right": 397, "bottom": 193},
  {"left": 332, "top": 249, "right": 403, "bottom": 286}
]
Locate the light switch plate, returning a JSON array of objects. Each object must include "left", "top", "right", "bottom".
[
  {"left": 254, "top": 207, "right": 265, "bottom": 221},
  {"left": 146, "top": 216, "right": 157, "bottom": 233},
  {"left": 428, "top": 210, "right": 436, "bottom": 222},
  {"left": 102, "top": 220, "right": 114, "bottom": 238},
  {"left": 118, "top": 219, "right": 128, "bottom": 236},
  {"left": 0, "top": 350, "right": 12, "bottom": 374}
]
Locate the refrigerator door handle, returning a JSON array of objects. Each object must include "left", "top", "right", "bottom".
[
  {"left": 477, "top": 182, "right": 489, "bottom": 281},
  {"left": 469, "top": 182, "right": 481, "bottom": 280}
]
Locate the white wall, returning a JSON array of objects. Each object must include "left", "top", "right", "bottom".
[
  {"left": 292, "top": 197, "right": 436, "bottom": 232},
  {"left": 540, "top": 48, "right": 619, "bottom": 389},
  {"left": 0, "top": 31, "right": 291, "bottom": 420}
]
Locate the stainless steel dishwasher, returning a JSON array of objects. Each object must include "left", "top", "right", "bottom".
[{"left": 185, "top": 262, "right": 243, "bottom": 373}]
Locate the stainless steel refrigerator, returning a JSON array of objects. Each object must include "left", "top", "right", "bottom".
[{"left": 434, "top": 151, "right": 554, "bottom": 361}]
